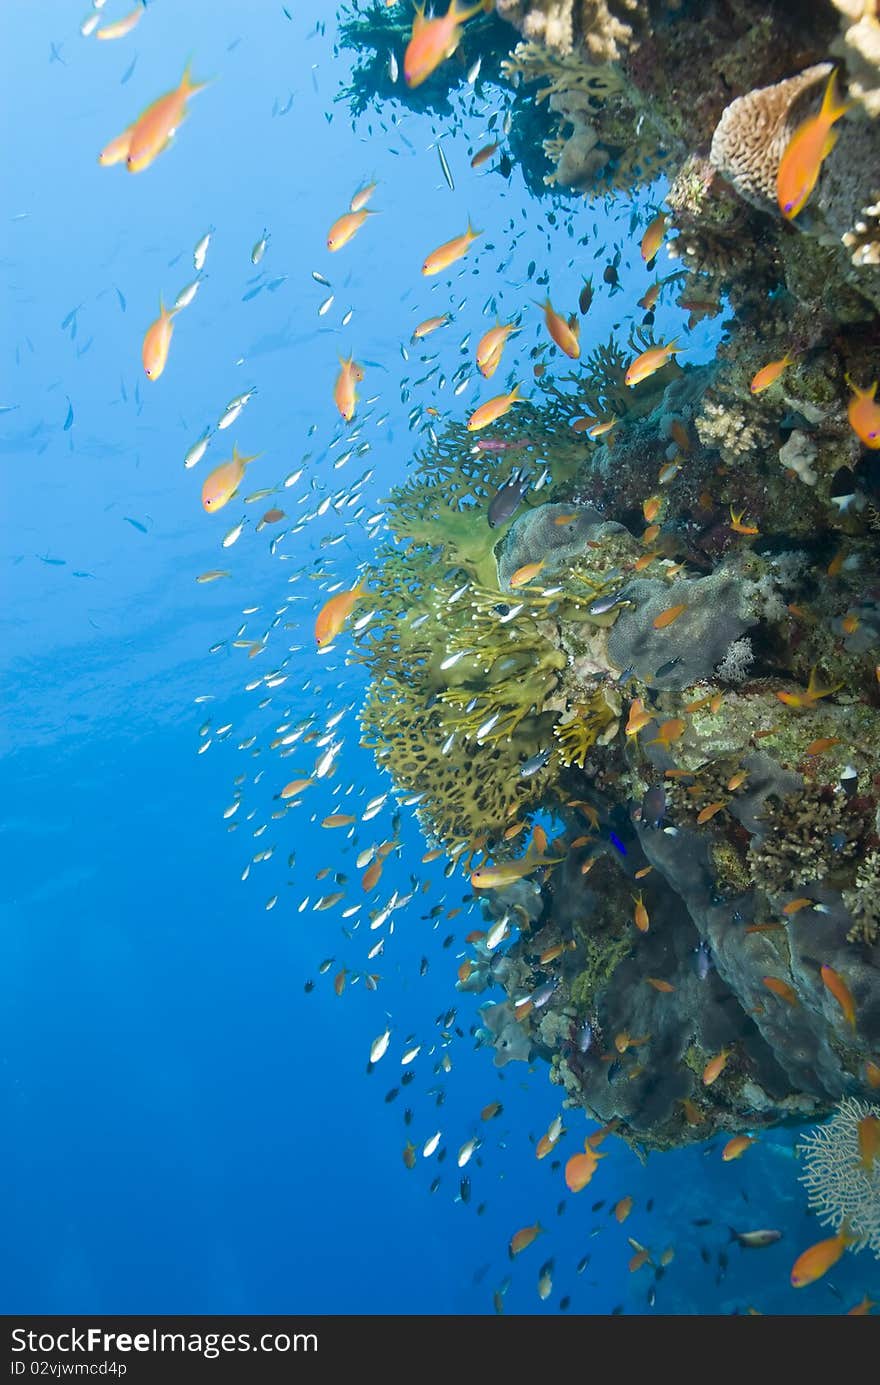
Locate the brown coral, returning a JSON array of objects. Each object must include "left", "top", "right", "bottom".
[
  {"left": 843, "top": 850, "right": 880, "bottom": 945},
  {"left": 749, "top": 792, "right": 862, "bottom": 898}
]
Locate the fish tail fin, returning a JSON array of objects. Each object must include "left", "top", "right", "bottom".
[
  {"left": 454, "top": 0, "right": 487, "bottom": 18},
  {"left": 821, "top": 68, "right": 853, "bottom": 126},
  {"left": 467, "top": 217, "right": 483, "bottom": 240},
  {"left": 728, "top": 1227, "right": 740, "bottom": 1244},
  {"left": 509, "top": 383, "right": 522, "bottom": 403},
  {"left": 180, "top": 59, "right": 210, "bottom": 99}
]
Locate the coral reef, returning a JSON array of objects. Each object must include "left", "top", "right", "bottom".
[{"left": 349, "top": 0, "right": 880, "bottom": 1156}]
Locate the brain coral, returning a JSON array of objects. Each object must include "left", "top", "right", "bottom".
[{"left": 709, "top": 63, "right": 833, "bottom": 213}]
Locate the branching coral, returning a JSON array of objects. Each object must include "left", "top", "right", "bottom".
[
  {"left": 749, "top": 792, "right": 863, "bottom": 897},
  {"left": 843, "top": 850, "right": 880, "bottom": 946},
  {"left": 798, "top": 1095, "right": 880, "bottom": 1255},
  {"left": 552, "top": 688, "right": 620, "bottom": 767}
]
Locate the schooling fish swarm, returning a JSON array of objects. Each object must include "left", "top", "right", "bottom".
[{"left": 77, "top": 0, "right": 880, "bottom": 1316}]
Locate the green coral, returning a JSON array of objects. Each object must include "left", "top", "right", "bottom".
[
  {"left": 553, "top": 690, "right": 619, "bottom": 768},
  {"left": 569, "top": 928, "right": 632, "bottom": 1012}
]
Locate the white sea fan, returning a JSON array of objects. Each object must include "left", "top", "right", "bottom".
[
  {"left": 797, "top": 1096, "right": 880, "bottom": 1256},
  {"left": 715, "top": 636, "right": 754, "bottom": 685}
]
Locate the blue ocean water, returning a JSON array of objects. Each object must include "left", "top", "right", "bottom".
[{"left": 2, "top": 0, "right": 878, "bottom": 1317}]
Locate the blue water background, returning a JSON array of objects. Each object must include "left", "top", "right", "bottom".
[{"left": 2, "top": 0, "right": 878, "bottom": 1315}]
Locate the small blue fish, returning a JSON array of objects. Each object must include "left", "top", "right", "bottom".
[
  {"left": 641, "top": 785, "right": 666, "bottom": 829},
  {"left": 531, "top": 978, "right": 560, "bottom": 1009},
  {"left": 694, "top": 939, "right": 713, "bottom": 981},
  {"left": 608, "top": 832, "right": 627, "bottom": 857},
  {"left": 63, "top": 399, "right": 73, "bottom": 431},
  {"left": 116, "top": 287, "right": 126, "bottom": 313},
  {"left": 123, "top": 517, "right": 148, "bottom": 534},
  {"left": 577, "top": 1019, "right": 594, "bottom": 1054},
  {"left": 120, "top": 56, "right": 137, "bottom": 85}
]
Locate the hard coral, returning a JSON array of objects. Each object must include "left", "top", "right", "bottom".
[
  {"left": 709, "top": 63, "right": 833, "bottom": 215},
  {"left": 843, "top": 850, "right": 880, "bottom": 945},
  {"left": 749, "top": 790, "right": 862, "bottom": 897},
  {"left": 497, "top": 0, "right": 653, "bottom": 62}
]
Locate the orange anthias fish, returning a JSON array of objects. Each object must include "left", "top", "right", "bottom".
[
  {"left": 697, "top": 801, "right": 727, "bottom": 824},
  {"left": 729, "top": 506, "right": 760, "bottom": 535},
  {"left": 349, "top": 180, "right": 378, "bottom": 213},
  {"left": 476, "top": 322, "right": 517, "bottom": 378},
  {"left": 805, "top": 736, "right": 842, "bottom": 757},
  {"left": 412, "top": 314, "right": 449, "bottom": 340},
  {"left": 629, "top": 1246, "right": 652, "bottom": 1273},
  {"left": 509, "top": 559, "right": 545, "bottom": 589},
  {"left": 790, "top": 1228, "right": 854, "bottom": 1287},
  {"left": 625, "top": 340, "right": 681, "bottom": 387},
  {"left": 362, "top": 859, "right": 383, "bottom": 892},
  {"left": 471, "top": 140, "right": 499, "bottom": 168},
  {"left": 587, "top": 416, "right": 617, "bottom": 440},
  {"left": 626, "top": 698, "right": 653, "bottom": 736},
  {"left": 201, "top": 445, "right": 259, "bottom": 512},
  {"left": 422, "top": 220, "right": 481, "bottom": 276},
  {"left": 96, "top": 5, "right": 145, "bottom": 40},
  {"left": 334, "top": 356, "right": 365, "bottom": 422},
  {"left": 615, "top": 1195, "right": 634, "bottom": 1223},
  {"left": 99, "top": 127, "right": 134, "bottom": 166},
  {"left": 750, "top": 353, "right": 794, "bottom": 395},
  {"left": 509, "top": 1222, "right": 544, "bottom": 1256},
  {"left": 703, "top": 1049, "right": 729, "bottom": 1086},
  {"left": 640, "top": 212, "right": 667, "bottom": 263},
  {"left": 763, "top": 976, "right": 799, "bottom": 1006},
  {"left": 632, "top": 891, "right": 649, "bottom": 933},
  {"left": 847, "top": 1295, "right": 877, "bottom": 1316},
  {"left": 647, "top": 718, "right": 686, "bottom": 749},
  {"left": 141, "top": 299, "right": 179, "bottom": 380},
  {"left": 327, "top": 208, "right": 374, "bottom": 252},
  {"left": 564, "top": 1145, "right": 604, "bottom": 1193},
  {"left": 857, "top": 1114, "right": 880, "bottom": 1172},
  {"left": 866, "top": 1060, "right": 880, "bottom": 1089},
  {"left": 847, "top": 379, "right": 880, "bottom": 449},
  {"left": 125, "top": 62, "right": 207, "bottom": 173},
  {"left": 646, "top": 977, "right": 675, "bottom": 993},
  {"left": 404, "top": 0, "right": 487, "bottom": 89},
  {"left": 280, "top": 778, "right": 314, "bottom": 799},
  {"left": 777, "top": 69, "right": 852, "bottom": 220},
  {"left": 821, "top": 963, "right": 856, "bottom": 1028},
  {"left": 643, "top": 495, "right": 662, "bottom": 524},
  {"left": 538, "top": 297, "right": 580, "bottom": 359},
  {"left": 314, "top": 579, "right": 366, "bottom": 649},
  {"left": 653, "top": 603, "right": 687, "bottom": 629},
  {"left": 775, "top": 666, "right": 843, "bottom": 708},
  {"left": 467, "top": 385, "right": 521, "bottom": 432},
  {"left": 782, "top": 897, "right": 814, "bottom": 915},
  {"left": 722, "top": 1135, "right": 755, "bottom": 1161}
]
